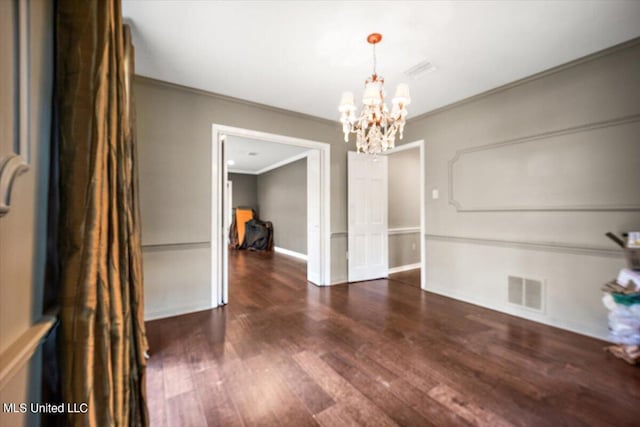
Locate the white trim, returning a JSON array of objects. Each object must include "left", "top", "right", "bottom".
[
  {"left": 388, "top": 227, "right": 420, "bottom": 236},
  {"left": 274, "top": 246, "right": 308, "bottom": 261},
  {"left": 227, "top": 150, "right": 311, "bottom": 176},
  {"left": 212, "top": 125, "right": 332, "bottom": 310},
  {"left": 255, "top": 150, "right": 311, "bottom": 175},
  {"left": 383, "top": 140, "right": 423, "bottom": 155},
  {"left": 0, "top": 313, "right": 56, "bottom": 390},
  {"left": 425, "top": 233, "right": 621, "bottom": 258},
  {"left": 382, "top": 140, "right": 426, "bottom": 291},
  {"left": 227, "top": 168, "right": 258, "bottom": 175},
  {"left": 425, "top": 281, "right": 610, "bottom": 342},
  {"left": 388, "top": 263, "right": 421, "bottom": 274}
]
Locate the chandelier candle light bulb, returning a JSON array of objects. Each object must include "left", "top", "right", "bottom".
[{"left": 339, "top": 33, "right": 411, "bottom": 154}]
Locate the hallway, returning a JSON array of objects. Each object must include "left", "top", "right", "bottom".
[{"left": 145, "top": 251, "right": 640, "bottom": 426}]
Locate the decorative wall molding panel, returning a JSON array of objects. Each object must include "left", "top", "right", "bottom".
[
  {"left": 448, "top": 114, "right": 640, "bottom": 212},
  {"left": 425, "top": 233, "right": 622, "bottom": 258},
  {"left": 0, "top": 0, "right": 30, "bottom": 217}
]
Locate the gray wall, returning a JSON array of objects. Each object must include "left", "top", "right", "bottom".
[
  {"left": 401, "top": 39, "right": 640, "bottom": 340},
  {"left": 135, "top": 37, "right": 640, "bottom": 339},
  {"left": 0, "top": 1, "right": 53, "bottom": 425},
  {"left": 388, "top": 148, "right": 421, "bottom": 228},
  {"left": 229, "top": 173, "right": 258, "bottom": 212},
  {"left": 387, "top": 148, "right": 421, "bottom": 269},
  {"left": 257, "top": 159, "right": 307, "bottom": 255},
  {"left": 135, "top": 77, "right": 347, "bottom": 319}
]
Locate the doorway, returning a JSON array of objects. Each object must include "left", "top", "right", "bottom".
[
  {"left": 346, "top": 140, "right": 426, "bottom": 290},
  {"left": 383, "top": 140, "right": 426, "bottom": 291},
  {"left": 211, "top": 125, "right": 331, "bottom": 308}
]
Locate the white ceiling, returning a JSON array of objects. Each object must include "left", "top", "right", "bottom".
[
  {"left": 226, "top": 136, "right": 308, "bottom": 174},
  {"left": 123, "top": 1, "right": 640, "bottom": 121}
]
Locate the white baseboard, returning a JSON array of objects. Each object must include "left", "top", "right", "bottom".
[
  {"left": 388, "top": 263, "right": 421, "bottom": 274},
  {"left": 274, "top": 246, "right": 308, "bottom": 261},
  {"left": 425, "top": 281, "right": 611, "bottom": 342},
  {"left": 144, "top": 303, "right": 213, "bottom": 321}
]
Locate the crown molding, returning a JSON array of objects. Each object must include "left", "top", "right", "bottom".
[
  {"left": 134, "top": 75, "right": 339, "bottom": 127},
  {"left": 228, "top": 168, "right": 258, "bottom": 175},
  {"left": 255, "top": 150, "right": 310, "bottom": 175},
  {"left": 135, "top": 37, "right": 640, "bottom": 132},
  {"left": 409, "top": 36, "right": 640, "bottom": 123}
]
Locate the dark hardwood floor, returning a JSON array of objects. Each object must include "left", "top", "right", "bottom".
[{"left": 145, "top": 250, "right": 640, "bottom": 427}]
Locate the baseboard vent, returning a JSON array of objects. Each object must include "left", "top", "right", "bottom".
[{"left": 507, "top": 276, "right": 545, "bottom": 312}]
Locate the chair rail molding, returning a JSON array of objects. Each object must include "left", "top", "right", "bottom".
[
  {"left": 425, "top": 233, "right": 622, "bottom": 258},
  {"left": 0, "top": 312, "right": 57, "bottom": 391},
  {"left": 0, "top": 0, "right": 30, "bottom": 217},
  {"left": 388, "top": 227, "right": 421, "bottom": 236},
  {"left": 448, "top": 113, "right": 640, "bottom": 212}
]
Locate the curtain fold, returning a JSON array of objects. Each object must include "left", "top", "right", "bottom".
[{"left": 55, "top": 0, "right": 148, "bottom": 425}]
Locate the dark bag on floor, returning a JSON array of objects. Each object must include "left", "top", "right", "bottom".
[{"left": 243, "top": 218, "right": 274, "bottom": 251}]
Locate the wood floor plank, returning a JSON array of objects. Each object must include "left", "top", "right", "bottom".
[
  {"left": 321, "top": 351, "right": 435, "bottom": 427},
  {"left": 293, "top": 351, "right": 399, "bottom": 427},
  {"left": 221, "top": 357, "right": 281, "bottom": 427},
  {"left": 145, "top": 250, "right": 640, "bottom": 426},
  {"left": 145, "top": 353, "right": 167, "bottom": 427},
  {"left": 314, "top": 404, "right": 361, "bottom": 427},
  {"left": 192, "top": 366, "right": 245, "bottom": 427},
  {"left": 268, "top": 349, "right": 335, "bottom": 415},
  {"left": 243, "top": 354, "right": 319, "bottom": 427},
  {"left": 427, "top": 384, "right": 513, "bottom": 427},
  {"left": 166, "top": 391, "right": 207, "bottom": 427}
]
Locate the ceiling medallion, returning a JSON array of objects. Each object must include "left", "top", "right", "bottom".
[{"left": 338, "top": 33, "right": 411, "bottom": 154}]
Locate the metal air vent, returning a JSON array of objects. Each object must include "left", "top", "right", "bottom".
[
  {"left": 508, "top": 275, "right": 545, "bottom": 313},
  {"left": 404, "top": 60, "right": 437, "bottom": 80}
]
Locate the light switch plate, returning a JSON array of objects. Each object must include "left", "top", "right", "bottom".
[{"left": 432, "top": 189, "right": 439, "bottom": 199}]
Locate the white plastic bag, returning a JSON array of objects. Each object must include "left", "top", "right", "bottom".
[{"left": 607, "top": 304, "right": 640, "bottom": 345}]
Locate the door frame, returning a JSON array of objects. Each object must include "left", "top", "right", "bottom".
[
  {"left": 211, "top": 124, "right": 332, "bottom": 308},
  {"left": 382, "top": 139, "right": 426, "bottom": 290}
]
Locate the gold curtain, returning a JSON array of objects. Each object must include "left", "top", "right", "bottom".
[{"left": 56, "top": 0, "right": 148, "bottom": 425}]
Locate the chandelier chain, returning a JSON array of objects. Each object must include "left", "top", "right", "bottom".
[{"left": 372, "top": 43, "right": 377, "bottom": 75}]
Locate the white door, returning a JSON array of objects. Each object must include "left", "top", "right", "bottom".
[
  {"left": 307, "top": 150, "right": 322, "bottom": 285},
  {"left": 348, "top": 151, "right": 388, "bottom": 282}
]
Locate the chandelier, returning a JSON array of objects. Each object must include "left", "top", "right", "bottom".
[{"left": 339, "top": 33, "right": 411, "bottom": 154}]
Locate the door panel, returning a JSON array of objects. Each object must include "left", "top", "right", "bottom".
[{"left": 348, "top": 152, "right": 388, "bottom": 282}]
